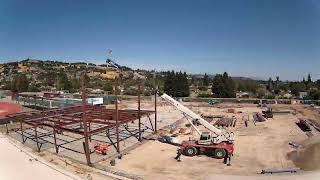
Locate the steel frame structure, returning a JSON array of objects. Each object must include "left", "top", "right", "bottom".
[
  {"left": 6, "top": 73, "right": 159, "bottom": 166},
  {"left": 6, "top": 105, "right": 155, "bottom": 165}
]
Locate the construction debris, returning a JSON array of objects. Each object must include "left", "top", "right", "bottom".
[
  {"left": 201, "top": 114, "right": 225, "bottom": 123},
  {"left": 261, "top": 168, "right": 300, "bottom": 174},
  {"left": 289, "top": 142, "right": 302, "bottom": 149},
  {"left": 227, "top": 109, "right": 236, "bottom": 113},
  {"left": 157, "top": 135, "right": 180, "bottom": 146},
  {"left": 214, "top": 117, "right": 234, "bottom": 127},
  {"left": 253, "top": 112, "right": 266, "bottom": 122},
  {"left": 297, "top": 119, "right": 312, "bottom": 132},
  {"left": 262, "top": 107, "right": 273, "bottom": 118}
]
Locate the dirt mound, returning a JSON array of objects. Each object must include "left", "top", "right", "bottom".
[{"left": 287, "top": 136, "right": 320, "bottom": 171}]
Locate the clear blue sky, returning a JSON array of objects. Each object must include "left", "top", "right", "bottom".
[{"left": 1, "top": 0, "right": 319, "bottom": 80}]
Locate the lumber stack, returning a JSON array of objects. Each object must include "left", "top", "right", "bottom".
[
  {"left": 297, "top": 118, "right": 311, "bottom": 132},
  {"left": 261, "top": 168, "right": 299, "bottom": 174},
  {"left": 214, "top": 117, "right": 234, "bottom": 127}
]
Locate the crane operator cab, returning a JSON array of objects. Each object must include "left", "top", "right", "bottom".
[{"left": 198, "top": 132, "right": 213, "bottom": 145}]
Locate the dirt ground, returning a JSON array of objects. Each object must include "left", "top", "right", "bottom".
[
  {"left": 102, "top": 103, "right": 318, "bottom": 180},
  {"left": 2, "top": 98, "right": 320, "bottom": 180}
]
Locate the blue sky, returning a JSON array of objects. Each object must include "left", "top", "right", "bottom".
[{"left": 0, "top": 0, "right": 319, "bottom": 80}]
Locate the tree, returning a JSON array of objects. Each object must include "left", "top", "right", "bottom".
[
  {"left": 163, "top": 70, "right": 189, "bottom": 97},
  {"left": 211, "top": 72, "right": 235, "bottom": 98},
  {"left": 236, "top": 79, "right": 258, "bottom": 93},
  {"left": 275, "top": 76, "right": 279, "bottom": 89},
  {"left": 71, "top": 78, "right": 80, "bottom": 91},
  {"left": 267, "top": 77, "right": 273, "bottom": 91},
  {"left": 103, "top": 83, "right": 113, "bottom": 92},
  {"left": 256, "top": 87, "right": 267, "bottom": 98},
  {"left": 44, "top": 71, "right": 57, "bottom": 87},
  {"left": 182, "top": 72, "right": 190, "bottom": 97},
  {"left": 289, "top": 82, "right": 306, "bottom": 96},
  {"left": 307, "top": 73, "right": 312, "bottom": 83},
  {"left": 203, "top": 73, "right": 209, "bottom": 86},
  {"left": 306, "top": 73, "right": 313, "bottom": 90},
  {"left": 164, "top": 71, "right": 174, "bottom": 96},
  {"left": 315, "top": 79, "right": 320, "bottom": 88},
  {"left": 28, "top": 84, "right": 40, "bottom": 92},
  {"left": 307, "top": 89, "right": 320, "bottom": 100},
  {"left": 58, "top": 70, "right": 72, "bottom": 91},
  {"left": 11, "top": 73, "right": 29, "bottom": 92}
]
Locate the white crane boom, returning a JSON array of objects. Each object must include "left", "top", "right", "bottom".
[
  {"left": 104, "top": 56, "right": 233, "bottom": 144},
  {"left": 160, "top": 93, "right": 222, "bottom": 136}
]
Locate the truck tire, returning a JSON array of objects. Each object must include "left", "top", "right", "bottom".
[
  {"left": 214, "top": 148, "right": 226, "bottom": 159},
  {"left": 185, "top": 147, "right": 197, "bottom": 156}
]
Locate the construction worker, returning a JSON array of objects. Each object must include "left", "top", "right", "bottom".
[
  {"left": 174, "top": 149, "right": 182, "bottom": 162},
  {"left": 224, "top": 155, "right": 232, "bottom": 166}
]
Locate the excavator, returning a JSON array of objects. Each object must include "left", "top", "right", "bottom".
[
  {"left": 106, "top": 57, "right": 235, "bottom": 163},
  {"left": 158, "top": 92, "right": 234, "bottom": 163}
]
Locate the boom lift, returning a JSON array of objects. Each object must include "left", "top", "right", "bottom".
[{"left": 158, "top": 92, "right": 234, "bottom": 161}]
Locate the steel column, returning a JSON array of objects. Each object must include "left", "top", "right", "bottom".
[
  {"left": 20, "top": 119, "right": 25, "bottom": 143},
  {"left": 115, "top": 78, "right": 120, "bottom": 153},
  {"left": 138, "top": 83, "right": 142, "bottom": 141},
  {"left": 34, "top": 126, "right": 40, "bottom": 152},
  {"left": 81, "top": 74, "right": 91, "bottom": 166},
  {"left": 53, "top": 126, "right": 59, "bottom": 153},
  {"left": 154, "top": 92, "right": 157, "bottom": 133}
]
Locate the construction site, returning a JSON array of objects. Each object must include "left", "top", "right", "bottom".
[
  {"left": 0, "top": 59, "right": 319, "bottom": 180},
  {"left": 1, "top": 77, "right": 320, "bottom": 180}
]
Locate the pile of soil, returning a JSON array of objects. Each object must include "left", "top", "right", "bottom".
[{"left": 287, "top": 136, "right": 320, "bottom": 171}]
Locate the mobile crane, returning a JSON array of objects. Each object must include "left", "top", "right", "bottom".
[
  {"left": 106, "top": 56, "right": 234, "bottom": 162},
  {"left": 158, "top": 92, "right": 234, "bottom": 161}
]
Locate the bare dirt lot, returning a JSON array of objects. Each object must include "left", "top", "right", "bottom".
[
  {"left": 2, "top": 99, "right": 320, "bottom": 180},
  {"left": 101, "top": 103, "right": 319, "bottom": 180}
]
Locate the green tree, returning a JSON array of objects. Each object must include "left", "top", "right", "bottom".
[
  {"left": 103, "top": 83, "right": 113, "bottom": 92},
  {"left": 182, "top": 72, "right": 190, "bottom": 97},
  {"left": 236, "top": 79, "right": 258, "bottom": 93},
  {"left": 303, "top": 77, "right": 306, "bottom": 86},
  {"left": 267, "top": 77, "right": 273, "bottom": 91},
  {"left": 11, "top": 73, "right": 29, "bottom": 92},
  {"left": 289, "top": 82, "right": 306, "bottom": 96},
  {"left": 44, "top": 71, "right": 57, "bottom": 87},
  {"left": 307, "top": 73, "right": 312, "bottom": 83},
  {"left": 71, "top": 78, "right": 80, "bottom": 91},
  {"left": 163, "top": 70, "right": 189, "bottom": 97},
  {"left": 307, "top": 89, "right": 320, "bottom": 100},
  {"left": 164, "top": 71, "right": 176, "bottom": 96},
  {"left": 203, "top": 73, "right": 209, "bottom": 86},
  {"left": 211, "top": 72, "right": 235, "bottom": 98},
  {"left": 28, "top": 84, "right": 40, "bottom": 92},
  {"left": 315, "top": 79, "right": 320, "bottom": 88},
  {"left": 256, "top": 87, "right": 267, "bottom": 98},
  {"left": 58, "top": 70, "right": 72, "bottom": 91}
]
